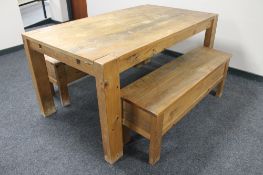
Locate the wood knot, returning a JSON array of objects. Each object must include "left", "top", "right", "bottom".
[
  {"left": 76, "top": 59, "right": 81, "bottom": 64},
  {"left": 103, "top": 80, "right": 109, "bottom": 87}
]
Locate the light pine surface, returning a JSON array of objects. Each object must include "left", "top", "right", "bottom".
[
  {"left": 23, "top": 5, "right": 218, "bottom": 164},
  {"left": 122, "top": 47, "right": 231, "bottom": 164},
  {"left": 23, "top": 5, "right": 216, "bottom": 67},
  {"left": 121, "top": 47, "right": 231, "bottom": 116}
]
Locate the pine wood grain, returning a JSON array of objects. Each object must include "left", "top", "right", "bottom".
[
  {"left": 204, "top": 16, "right": 218, "bottom": 48},
  {"left": 23, "top": 5, "right": 219, "bottom": 164},
  {"left": 23, "top": 38, "right": 56, "bottom": 117},
  {"left": 23, "top": 5, "right": 217, "bottom": 68},
  {"left": 53, "top": 62, "right": 70, "bottom": 107},
  {"left": 149, "top": 114, "right": 164, "bottom": 165},
  {"left": 121, "top": 47, "right": 231, "bottom": 116},
  {"left": 122, "top": 47, "right": 231, "bottom": 164},
  {"left": 95, "top": 60, "right": 123, "bottom": 164},
  {"left": 45, "top": 56, "right": 87, "bottom": 106}
]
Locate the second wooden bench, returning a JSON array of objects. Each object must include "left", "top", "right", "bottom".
[
  {"left": 121, "top": 47, "right": 231, "bottom": 165},
  {"left": 45, "top": 56, "right": 87, "bottom": 106}
]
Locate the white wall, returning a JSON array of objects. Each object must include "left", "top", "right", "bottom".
[
  {"left": 0, "top": 0, "right": 68, "bottom": 50},
  {"left": 0, "top": 0, "right": 25, "bottom": 50},
  {"left": 88, "top": 0, "right": 263, "bottom": 76},
  {"left": 17, "top": 0, "right": 31, "bottom": 5},
  {"left": 49, "top": 0, "right": 69, "bottom": 22},
  {"left": 19, "top": 1, "right": 51, "bottom": 27}
]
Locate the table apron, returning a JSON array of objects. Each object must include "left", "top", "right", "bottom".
[
  {"left": 26, "top": 18, "right": 213, "bottom": 76},
  {"left": 117, "top": 18, "right": 213, "bottom": 73},
  {"left": 27, "top": 39, "right": 95, "bottom": 76}
]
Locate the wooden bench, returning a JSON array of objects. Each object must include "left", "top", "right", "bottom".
[
  {"left": 45, "top": 56, "right": 87, "bottom": 106},
  {"left": 121, "top": 47, "right": 231, "bottom": 165}
]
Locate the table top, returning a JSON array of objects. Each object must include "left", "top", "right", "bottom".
[{"left": 23, "top": 5, "right": 216, "bottom": 65}]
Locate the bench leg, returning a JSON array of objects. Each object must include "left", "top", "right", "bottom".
[
  {"left": 123, "top": 126, "right": 131, "bottom": 144},
  {"left": 216, "top": 80, "right": 225, "bottom": 97},
  {"left": 216, "top": 61, "right": 229, "bottom": 97},
  {"left": 58, "top": 83, "right": 70, "bottom": 106},
  {"left": 149, "top": 115, "right": 164, "bottom": 165},
  {"left": 49, "top": 82, "right": 55, "bottom": 96},
  {"left": 54, "top": 64, "right": 70, "bottom": 106}
]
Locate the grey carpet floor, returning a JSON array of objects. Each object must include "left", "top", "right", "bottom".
[{"left": 0, "top": 49, "right": 263, "bottom": 175}]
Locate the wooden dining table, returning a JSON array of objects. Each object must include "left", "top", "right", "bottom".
[{"left": 22, "top": 5, "right": 218, "bottom": 164}]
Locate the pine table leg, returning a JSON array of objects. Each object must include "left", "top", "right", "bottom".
[
  {"left": 95, "top": 60, "right": 123, "bottom": 164},
  {"left": 204, "top": 16, "right": 218, "bottom": 48},
  {"left": 23, "top": 38, "right": 56, "bottom": 117},
  {"left": 204, "top": 16, "right": 226, "bottom": 97}
]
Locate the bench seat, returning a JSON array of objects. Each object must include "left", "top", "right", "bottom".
[{"left": 121, "top": 47, "right": 231, "bottom": 164}]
